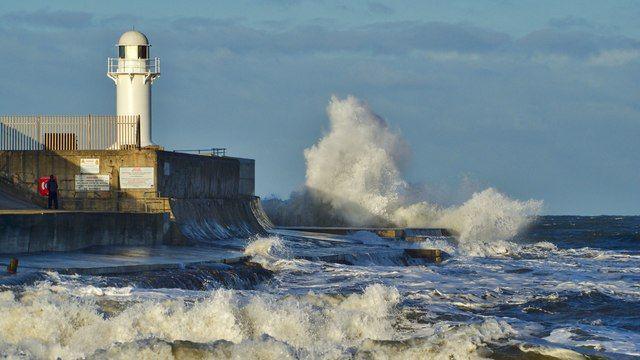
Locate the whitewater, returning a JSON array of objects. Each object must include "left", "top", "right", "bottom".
[
  {"left": 0, "top": 96, "right": 638, "bottom": 359},
  {"left": 1, "top": 221, "right": 638, "bottom": 359}
]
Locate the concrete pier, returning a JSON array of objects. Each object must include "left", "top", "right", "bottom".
[
  {"left": 0, "top": 149, "right": 257, "bottom": 212},
  {"left": 0, "top": 149, "right": 271, "bottom": 254}
]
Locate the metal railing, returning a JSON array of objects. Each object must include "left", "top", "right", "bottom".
[
  {"left": 174, "top": 148, "right": 227, "bottom": 157},
  {"left": 107, "top": 58, "right": 160, "bottom": 74},
  {"left": 0, "top": 115, "right": 140, "bottom": 151}
]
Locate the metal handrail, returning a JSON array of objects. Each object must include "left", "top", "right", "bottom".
[
  {"left": 107, "top": 58, "right": 160, "bottom": 74},
  {"left": 173, "top": 148, "right": 227, "bottom": 157}
]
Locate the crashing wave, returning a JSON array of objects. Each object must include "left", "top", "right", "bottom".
[
  {"left": 265, "top": 95, "right": 542, "bottom": 257},
  {"left": 0, "top": 283, "right": 516, "bottom": 359}
]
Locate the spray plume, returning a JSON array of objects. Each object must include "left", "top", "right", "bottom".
[{"left": 266, "top": 95, "right": 542, "bottom": 254}]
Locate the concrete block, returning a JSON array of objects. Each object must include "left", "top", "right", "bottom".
[{"left": 404, "top": 249, "right": 443, "bottom": 263}]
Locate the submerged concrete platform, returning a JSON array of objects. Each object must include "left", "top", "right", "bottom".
[
  {"left": 272, "top": 229, "right": 447, "bottom": 263},
  {"left": 0, "top": 229, "right": 446, "bottom": 278},
  {"left": 0, "top": 245, "right": 246, "bottom": 276},
  {"left": 278, "top": 227, "right": 452, "bottom": 239}
]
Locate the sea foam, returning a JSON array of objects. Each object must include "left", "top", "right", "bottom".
[{"left": 0, "top": 282, "right": 515, "bottom": 359}]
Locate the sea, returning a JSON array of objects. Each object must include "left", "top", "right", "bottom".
[{"left": 0, "top": 215, "right": 638, "bottom": 359}]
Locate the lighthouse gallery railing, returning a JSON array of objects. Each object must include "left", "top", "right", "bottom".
[
  {"left": 107, "top": 58, "right": 160, "bottom": 74},
  {"left": 0, "top": 115, "right": 140, "bottom": 151}
]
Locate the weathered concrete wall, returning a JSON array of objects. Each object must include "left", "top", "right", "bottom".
[
  {"left": 0, "top": 149, "right": 268, "bottom": 249},
  {"left": 0, "top": 182, "right": 40, "bottom": 210},
  {"left": 170, "top": 197, "right": 272, "bottom": 242},
  {"left": 156, "top": 151, "right": 244, "bottom": 199},
  {"left": 0, "top": 211, "right": 170, "bottom": 254},
  {"left": 0, "top": 149, "right": 160, "bottom": 211},
  {"left": 238, "top": 159, "right": 255, "bottom": 196},
  {"left": 0, "top": 149, "right": 256, "bottom": 211}
]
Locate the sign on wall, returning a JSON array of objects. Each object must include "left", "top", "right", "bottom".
[
  {"left": 75, "top": 174, "right": 110, "bottom": 191},
  {"left": 120, "top": 167, "right": 155, "bottom": 189},
  {"left": 80, "top": 158, "right": 100, "bottom": 174}
]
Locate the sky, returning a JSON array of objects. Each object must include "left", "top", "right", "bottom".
[{"left": 0, "top": 0, "right": 638, "bottom": 215}]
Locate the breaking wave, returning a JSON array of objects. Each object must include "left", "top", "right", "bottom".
[
  {"left": 0, "top": 283, "right": 515, "bottom": 359},
  {"left": 244, "top": 236, "right": 288, "bottom": 259},
  {"left": 266, "top": 95, "right": 542, "bottom": 256},
  {"left": 244, "top": 236, "right": 294, "bottom": 271}
]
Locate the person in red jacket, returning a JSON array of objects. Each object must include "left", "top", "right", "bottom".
[{"left": 47, "top": 175, "right": 59, "bottom": 209}]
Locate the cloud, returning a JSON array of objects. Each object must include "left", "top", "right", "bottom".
[
  {"left": 587, "top": 49, "right": 640, "bottom": 66},
  {"left": 1, "top": 10, "right": 638, "bottom": 70},
  {"left": 265, "top": 0, "right": 304, "bottom": 4},
  {"left": 161, "top": 16, "right": 640, "bottom": 65},
  {"left": 97, "top": 14, "right": 144, "bottom": 28},
  {"left": 0, "top": 9, "right": 93, "bottom": 29},
  {"left": 517, "top": 29, "right": 640, "bottom": 58},
  {"left": 548, "top": 16, "right": 595, "bottom": 30},
  {"left": 155, "top": 16, "right": 640, "bottom": 72},
  {"left": 0, "top": 8, "right": 637, "bottom": 60},
  {"left": 2, "top": 8, "right": 629, "bottom": 65},
  {"left": 424, "top": 51, "right": 483, "bottom": 63},
  {"left": 367, "top": 2, "right": 394, "bottom": 15},
  {"left": 164, "top": 18, "right": 510, "bottom": 55}
]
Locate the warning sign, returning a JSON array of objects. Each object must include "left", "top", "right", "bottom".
[
  {"left": 80, "top": 158, "right": 100, "bottom": 174},
  {"left": 75, "top": 175, "right": 110, "bottom": 191},
  {"left": 119, "top": 167, "right": 154, "bottom": 189}
]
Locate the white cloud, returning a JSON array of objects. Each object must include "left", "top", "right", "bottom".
[
  {"left": 530, "top": 53, "right": 572, "bottom": 67},
  {"left": 424, "top": 51, "right": 482, "bottom": 63},
  {"left": 587, "top": 49, "right": 640, "bottom": 66}
]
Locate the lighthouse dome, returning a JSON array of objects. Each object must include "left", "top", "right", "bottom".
[{"left": 118, "top": 30, "right": 149, "bottom": 46}]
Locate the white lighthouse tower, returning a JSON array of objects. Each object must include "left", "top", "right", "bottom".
[{"left": 107, "top": 30, "right": 160, "bottom": 148}]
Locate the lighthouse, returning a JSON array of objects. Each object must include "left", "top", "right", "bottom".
[{"left": 107, "top": 30, "right": 160, "bottom": 148}]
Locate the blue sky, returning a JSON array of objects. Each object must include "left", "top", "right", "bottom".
[{"left": 0, "top": 0, "right": 639, "bottom": 214}]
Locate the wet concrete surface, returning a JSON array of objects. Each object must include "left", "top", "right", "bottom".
[{"left": 0, "top": 229, "right": 444, "bottom": 277}]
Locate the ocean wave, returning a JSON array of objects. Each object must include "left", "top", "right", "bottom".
[
  {"left": 243, "top": 236, "right": 298, "bottom": 272},
  {"left": 0, "top": 283, "right": 520, "bottom": 359}
]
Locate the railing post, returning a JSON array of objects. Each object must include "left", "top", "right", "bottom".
[
  {"left": 88, "top": 114, "right": 92, "bottom": 150},
  {"left": 137, "top": 115, "right": 141, "bottom": 149},
  {"left": 37, "top": 115, "right": 42, "bottom": 150}
]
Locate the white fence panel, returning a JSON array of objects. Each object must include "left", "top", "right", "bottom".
[{"left": 0, "top": 115, "right": 139, "bottom": 151}]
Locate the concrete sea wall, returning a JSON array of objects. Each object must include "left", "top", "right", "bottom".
[
  {"left": 0, "top": 211, "right": 167, "bottom": 253},
  {"left": 0, "top": 149, "right": 271, "bottom": 253},
  {"left": 170, "top": 197, "right": 272, "bottom": 241},
  {"left": 156, "top": 151, "right": 255, "bottom": 198},
  {"left": 0, "top": 149, "right": 256, "bottom": 212}
]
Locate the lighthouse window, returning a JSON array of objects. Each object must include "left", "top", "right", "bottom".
[
  {"left": 138, "top": 46, "right": 148, "bottom": 59},
  {"left": 118, "top": 46, "right": 126, "bottom": 58}
]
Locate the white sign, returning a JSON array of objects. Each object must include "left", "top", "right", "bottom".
[
  {"left": 163, "top": 162, "right": 171, "bottom": 176},
  {"left": 80, "top": 158, "right": 100, "bottom": 174},
  {"left": 75, "top": 174, "right": 110, "bottom": 191},
  {"left": 120, "top": 167, "right": 155, "bottom": 189}
]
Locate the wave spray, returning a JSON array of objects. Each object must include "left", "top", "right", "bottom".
[{"left": 280, "top": 95, "right": 543, "bottom": 255}]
